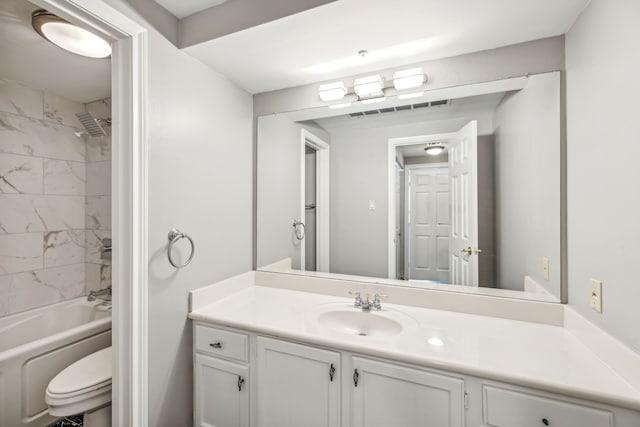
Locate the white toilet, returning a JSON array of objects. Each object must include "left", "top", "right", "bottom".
[{"left": 46, "top": 346, "right": 112, "bottom": 427}]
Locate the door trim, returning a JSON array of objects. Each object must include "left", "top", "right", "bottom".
[
  {"left": 387, "top": 134, "right": 455, "bottom": 279},
  {"left": 301, "top": 129, "right": 330, "bottom": 272},
  {"left": 30, "top": 1, "right": 149, "bottom": 425}
]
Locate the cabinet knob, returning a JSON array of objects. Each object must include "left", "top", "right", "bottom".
[
  {"left": 210, "top": 342, "right": 222, "bottom": 349},
  {"left": 237, "top": 376, "right": 245, "bottom": 391},
  {"left": 542, "top": 418, "right": 549, "bottom": 426}
]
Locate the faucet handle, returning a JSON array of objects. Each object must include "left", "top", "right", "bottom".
[
  {"left": 371, "top": 293, "right": 388, "bottom": 310},
  {"left": 348, "top": 291, "right": 363, "bottom": 307}
]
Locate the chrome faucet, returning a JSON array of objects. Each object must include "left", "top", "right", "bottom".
[
  {"left": 349, "top": 291, "right": 388, "bottom": 311},
  {"left": 88, "top": 286, "right": 112, "bottom": 302}
]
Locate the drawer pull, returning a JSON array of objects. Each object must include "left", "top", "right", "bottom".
[
  {"left": 209, "top": 342, "right": 223, "bottom": 349},
  {"left": 542, "top": 418, "right": 549, "bottom": 426}
]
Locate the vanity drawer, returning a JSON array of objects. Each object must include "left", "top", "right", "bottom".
[
  {"left": 195, "top": 324, "right": 249, "bottom": 362},
  {"left": 483, "top": 386, "right": 613, "bottom": 427}
]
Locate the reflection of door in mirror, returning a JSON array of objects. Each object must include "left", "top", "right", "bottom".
[
  {"left": 404, "top": 165, "right": 449, "bottom": 283},
  {"left": 449, "top": 120, "right": 479, "bottom": 286},
  {"left": 305, "top": 146, "right": 317, "bottom": 271}
]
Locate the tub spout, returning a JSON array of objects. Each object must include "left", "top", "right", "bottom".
[{"left": 88, "top": 286, "right": 112, "bottom": 302}]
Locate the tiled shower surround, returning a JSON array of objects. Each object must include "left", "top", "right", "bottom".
[{"left": 0, "top": 78, "right": 111, "bottom": 317}]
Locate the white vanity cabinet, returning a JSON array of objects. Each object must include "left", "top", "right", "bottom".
[
  {"left": 194, "top": 354, "right": 249, "bottom": 427},
  {"left": 351, "top": 357, "right": 465, "bottom": 427},
  {"left": 193, "top": 321, "right": 640, "bottom": 427},
  {"left": 193, "top": 324, "right": 250, "bottom": 427},
  {"left": 256, "top": 337, "right": 340, "bottom": 427}
]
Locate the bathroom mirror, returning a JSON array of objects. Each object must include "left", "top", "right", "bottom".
[{"left": 257, "top": 71, "right": 562, "bottom": 302}]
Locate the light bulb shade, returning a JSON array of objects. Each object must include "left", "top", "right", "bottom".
[
  {"left": 32, "top": 10, "right": 111, "bottom": 58},
  {"left": 354, "top": 74, "right": 384, "bottom": 98},
  {"left": 318, "top": 81, "right": 347, "bottom": 102},
  {"left": 393, "top": 67, "right": 426, "bottom": 91}
]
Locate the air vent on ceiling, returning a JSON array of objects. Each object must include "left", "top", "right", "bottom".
[{"left": 349, "top": 99, "right": 450, "bottom": 117}]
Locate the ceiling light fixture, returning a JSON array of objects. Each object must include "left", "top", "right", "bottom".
[
  {"left": 424, "top": 142, "right": 446, "bottom": 156},
  {"left": 318, "top": 81, "right": 347, "bottom": 102},
  {"left": 32, "top": 9, "right": 111, "bottom": 58},
  {"left": 393, "top": 67, "right": 426, "bottom": 91},
  {"left": 354, "top": 74, "right": 384, "bottom": 98}
]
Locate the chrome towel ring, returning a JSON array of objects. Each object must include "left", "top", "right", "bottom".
[{"left": 167, "top": 228, "right": 195, "bottom": 268}]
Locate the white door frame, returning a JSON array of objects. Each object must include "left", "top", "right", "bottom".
[
  {"left": 387, "top": 134, "right": 454, "bottom": 279},
  {"left": 301, "top": 129, "right": 330, "bottom": 272},
  {"left": 31, "top": 1, "right": 148, "bottom": 426},
  {"left": 403, "top": 163, "right": 448, "bottom": 280}
]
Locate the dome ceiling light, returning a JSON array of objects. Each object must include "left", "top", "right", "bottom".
[
  {"left": 32, "top": 9, "right": 111, "bottom": 59},
  {"left": 424, "top": 142, "right": 447, "bottom": 156}
]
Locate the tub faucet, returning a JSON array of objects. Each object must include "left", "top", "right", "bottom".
[{"left": 88, "top": 286, "right": 112, "bottom": 302}]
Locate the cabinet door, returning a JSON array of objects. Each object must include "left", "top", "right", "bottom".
[
  {"left": 256, "top": 337, "right": 340, "bottom": 427},
  {"left": 195, "top": 354, "right": 249, "bottom": 427},
  {"left": 351, "top": 357, "right": 464, "bottom": 427}
]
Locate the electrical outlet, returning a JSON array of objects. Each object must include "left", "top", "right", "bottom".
[
  {"left": 543, "top": 257, "right": 550, "bottom": 281},
  {"left": 368, "top": 200, "right": 376, "bottom": 211},
  {"left": 590, "top": 279, "right": 602, "bottom": 313}
]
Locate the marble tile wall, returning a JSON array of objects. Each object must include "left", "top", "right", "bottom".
[{"left": 0, "top": 78, "right": 112, "bottom": 317}]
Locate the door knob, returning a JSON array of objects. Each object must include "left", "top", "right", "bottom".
[{"left": 461, "top": 247, "right": 482, "bottom": 255}]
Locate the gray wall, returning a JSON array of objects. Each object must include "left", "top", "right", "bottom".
[
  {"left": 566, "top": 0, "right": 640, "bottom": 353},
  {"left": 103, "top": 2, "right": 254, "bottom": 425},
  {"left": 493, "top": 72, "right": 561, "bottom": 297}
]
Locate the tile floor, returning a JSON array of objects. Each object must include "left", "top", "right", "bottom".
[{"left": 48, "top": 415, "right": 83, "bottom": 427}]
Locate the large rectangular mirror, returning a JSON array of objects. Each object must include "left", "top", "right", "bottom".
[{"left": 257, "top": 71, "right": 562, "bottom": 302}]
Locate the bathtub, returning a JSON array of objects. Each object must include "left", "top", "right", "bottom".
[{"left": 0, "top": 297, "right": 112, "bottom": 427}]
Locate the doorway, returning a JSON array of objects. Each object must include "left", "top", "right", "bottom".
[{"left": 300, "top": 129, "right": 330, "bottom": 272}]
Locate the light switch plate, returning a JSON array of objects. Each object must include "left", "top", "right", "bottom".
[
  {"left": 542, "top": 257, "right": 550, "bottom": 281},
  {"left": 368, "top": 200, "right": 376, "bottom": 211},
  {"left": 590, "top": 279, "right": 602, "bottom": 313}
]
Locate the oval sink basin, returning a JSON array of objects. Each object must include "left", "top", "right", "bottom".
[{"left": 317, "top": 310, "right": 403, "bottom": 337}]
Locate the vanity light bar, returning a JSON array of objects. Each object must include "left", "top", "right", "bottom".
[
  {"left": 393, "top": 67, "right": 426, "bottom": 91},
  {"left": 318, "top": 81, "right": 347, "bottom": 102}
]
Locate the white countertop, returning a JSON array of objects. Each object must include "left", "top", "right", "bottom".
[{"left": 189, "top": 285, "right": 640, "bottom": 411}]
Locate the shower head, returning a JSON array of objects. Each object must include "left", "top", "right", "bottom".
[{"left": 75, "top": 111, "right": 111, "bottom": 138}]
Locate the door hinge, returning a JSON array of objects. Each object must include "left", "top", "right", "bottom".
[
  {"left": 464, "top": 392, "right": 469, "bottom": 409},
  {"left": 353, "top": 369, "right": 360, "bottom": 387}
]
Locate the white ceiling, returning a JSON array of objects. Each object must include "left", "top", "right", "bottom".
[
  {"left": 184, "top": 0, "right": 588, "bottom": 94},
  {"left": 0, "top": 0, "right": 111, "bottom": 103},
  {"left": 154, "top": 0, "right": 229, "bottom": 19}
]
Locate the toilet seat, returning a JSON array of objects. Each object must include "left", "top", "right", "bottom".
[{"left": 46, "top": 347, "right": 112, "bottom": 417}]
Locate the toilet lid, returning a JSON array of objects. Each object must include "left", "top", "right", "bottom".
[{"left": 48, "top": 347, "right": 112, "bottom": 396}]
